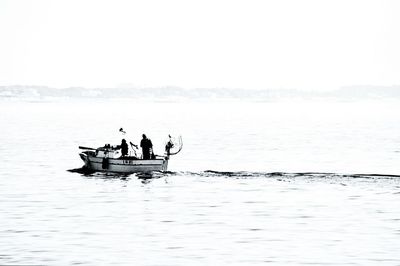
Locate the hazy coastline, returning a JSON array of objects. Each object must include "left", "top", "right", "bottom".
[{"left": 1, "top": 85, "right": 400, "bottom": 102}]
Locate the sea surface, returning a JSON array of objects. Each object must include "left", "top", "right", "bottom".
[{"left": 1, "top": 99, "right": 400, "bottom": 265}]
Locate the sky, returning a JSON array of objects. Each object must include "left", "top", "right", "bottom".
[{"left": 0, "top": 0, "right": 399, "bottom": 90}]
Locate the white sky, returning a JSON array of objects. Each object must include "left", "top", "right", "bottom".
[{"left": 0, "top": 0, "right": 399, "bottom": 90}]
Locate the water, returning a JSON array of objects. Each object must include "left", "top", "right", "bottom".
[{"left": 1, "top": 100, "right": 400, "bottom": 265}]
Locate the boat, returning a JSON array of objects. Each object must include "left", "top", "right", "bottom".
[{"left": 79, "top": 135, "right": 182, "bottom": 173}]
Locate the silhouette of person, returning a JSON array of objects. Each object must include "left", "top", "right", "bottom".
[
  {"left": 120, "top": 139, "right": 128, "bottom": 157},
  {"left": 140, "top": 134, "right": 153, "bottom": 159},
  {"left": 165, "top": 135, "right": 174, "bottom": 156}
]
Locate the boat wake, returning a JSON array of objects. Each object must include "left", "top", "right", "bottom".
[
  {"left": 68, "top": 168, "right": 400, "bottom": 180},
  {"left": 196, "top": 170, "right": 400, "bottom": 179}
]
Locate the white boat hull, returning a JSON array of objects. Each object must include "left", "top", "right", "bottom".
[{"left": 80, "top": 152, "right": 168, "bottom": 173}]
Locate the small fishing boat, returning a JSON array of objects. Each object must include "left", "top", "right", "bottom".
[{"left": 79, "top": 135, "right": 182, "bottom": 173}]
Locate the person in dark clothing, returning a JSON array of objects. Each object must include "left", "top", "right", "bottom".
[
  {"left": 165, "top": 135, "right": 174, "bottom": 156},
  {"left": 140, "top": 134, "right": 153, "bottom": 159},
  {"left": 120, "top": 139, "right": 129, "bottom": 157}
]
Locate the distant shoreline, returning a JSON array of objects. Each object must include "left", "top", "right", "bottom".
[{"left": 1, "top": 85, "right": 400, "bottom": 102}]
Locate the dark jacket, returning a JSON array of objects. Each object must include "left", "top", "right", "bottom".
[
  {"left": 121, "top": 141, "right": 128, "bottom": 156},
  {"left": 140, "top": 138, "right": 153, "bottom": 159},
  {"left": 140, "top": 138, "right": 153, "bottom": 150}
]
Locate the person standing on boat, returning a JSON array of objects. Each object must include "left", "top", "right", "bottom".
[
  {"left": 140, "top": 134, "right": 153, "bottom": 159},
  {"left": 120, "top": 139, "right": 129, "bottom": 157}
]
